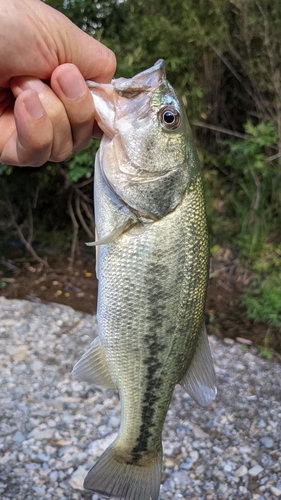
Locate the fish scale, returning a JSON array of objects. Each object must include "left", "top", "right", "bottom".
[{"left": 73, "top": 60, "right": 216, "bottom": 500}]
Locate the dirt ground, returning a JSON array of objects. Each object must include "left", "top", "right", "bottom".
[{"left": 1, "top": 244, "right": 280, "bottom": 357}]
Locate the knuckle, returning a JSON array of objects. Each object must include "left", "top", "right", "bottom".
[
  {"left": 50, "top": 146, "right": 73, "bottom": 163},
  {"left": 73, "top": 127, "right": 92, "bottom": 151},
  {"left": 19, "top": 146, "right": 50, "bottom": 167},
  {"left": 16, "top": 139, "right": 52, "bottom": 167}
]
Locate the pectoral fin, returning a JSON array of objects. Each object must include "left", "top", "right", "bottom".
[
  {"left": 72, "top": 337, "right": 116, "bottom": 389},
  {"left": 86, "top": 219, "right": 136, "bottom": 246},
  {"left": 180, "top": 325, "right": 217, "bottom": 407}
]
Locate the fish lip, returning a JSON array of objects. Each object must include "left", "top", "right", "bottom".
[{"left": 113, "top": 59, "right": 166, "bottom": 96}]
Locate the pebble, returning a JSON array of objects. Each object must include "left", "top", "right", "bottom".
[
  {"left": 68, "top": 466, "right": 89, "bottom": 491},
  {"left": 10, "top": 344, "right": 29, "bottom": 362},
  {"left": 235, "top": 464, "right": 248, "bottom": 477},
  {"left": 271, "top": 486, "right": 281, "bottom": 497},
  {"left": 239, "top": 445, "right": 252, "bottom": 454},
  {"left": 28, "top": 427, "right": 55, "bottom": 440},
  {"left": 260, "top": 437, "right": 274, "bottom": 448},
  {"left": 190, "top": 450, "right": 199, "bottom": 462},
  {"left": 0, "top": 296, "right": 281, "bottom": 500},
  {"left": 195, "top": 464, "right": 205, "bottom": 475},
  {"left": 249, "top": 464, "right": 264, "bottom": 476},
  {"left": 13, "top": 431, "right": 25, "bottom": 442}
]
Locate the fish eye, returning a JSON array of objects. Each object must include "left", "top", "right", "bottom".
[{"left": 158, "top": 107, "right": 181, "bottom": 130}]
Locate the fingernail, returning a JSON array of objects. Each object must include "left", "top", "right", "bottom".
[
  {"left": 23, "top": 90, "right": 44, "bottom": 120},
  {"left": 16, "top": 78, "right": 45, "bottom": 93},
  {"left": 57, "top": 66, "right": 86, "bottom": 100}
]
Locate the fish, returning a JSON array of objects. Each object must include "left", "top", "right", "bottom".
[{"left": 72, "top": 59, "right": 216, "bottom": 500}]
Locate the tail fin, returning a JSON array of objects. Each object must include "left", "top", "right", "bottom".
[{"left": 84, "top": 443, "right": 162, "bottom": 500}]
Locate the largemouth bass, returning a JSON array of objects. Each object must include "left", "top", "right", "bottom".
[{"left": 73, "top": 60, "right": 216, "bottom": 500}]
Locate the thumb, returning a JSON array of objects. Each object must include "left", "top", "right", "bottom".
[{"left": 39, "top": 2, "right": 116, "bottom": 83}]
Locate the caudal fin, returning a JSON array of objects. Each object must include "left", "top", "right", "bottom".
[{"left": 84, "top": 443, "right": 162, "bottom": 500}]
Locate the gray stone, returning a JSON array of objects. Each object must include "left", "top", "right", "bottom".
[
  {"left": 239, "top": 445, "right": 251, "bottom": 454},
  {"left": 190, "top": 450, "right": 199, "bottom": 462},
  {"left": 68, "top": 466, "right": 88, "bottom": 491},
  {"left": 235, "top": 465, "right": 248, "bottom": 477},
  {"left": 260, "top": 437, "right": 274, "bottom": 448},
  {"left": 10, "top": 345, "right": 29, "bottom": 362},
  {"left": 195, "top": 464, "right": 205, "bottom": 475},
  {"left": 28, "top": 427, "right": 55, "bottom": 440},
  {"left": 248, "top": 465, "right": 264, "bottom": 476},
  {"left": 12, "top": 431, "right": 25, "bottom": 442},
  {"left": 271, "top": 486, "right": 281, "bottom": 497},
  {"left": 37, "top": 453, "right": 50, "bottom": 462}
]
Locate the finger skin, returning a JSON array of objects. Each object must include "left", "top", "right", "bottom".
[
  {"left": 10, "top": 77, "right": 74, "bottom": 163},
  {"left": 10, "top": 65, "right": 98, "bottom": 162},
  {"left": 0, "top": 0, "right": 116, "bottom": 166},
  {"left": 1, "top": 90, "right": 53, "bottom": 167},
  {"left": 50, "top": 64, "right": 96, "bottom": 151}
]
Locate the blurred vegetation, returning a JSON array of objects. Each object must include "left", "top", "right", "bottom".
[{"left": 0, "top": 0, "right": 280, "bottom": 329}]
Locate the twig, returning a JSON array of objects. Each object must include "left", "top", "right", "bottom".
[
  {"left": 4, "top": 193, "right": 50, "bottom": 269},
  {"left": 0, "top": 260, "right": 20, "bottom": 272},
  {"left": 250, "top": 169, "right": 261, "bottom": 211},
  {"left": 75, "top": 194, "right": 95, "bottom": 240},
  {"left": 266, "top": 151, "right": 281, "bottom": 162},
  {"left": 72, "top": 184, "right": 93, "bottom": 204},
  {"left": 209, "top": 265, "right": 233, "bottom": 278},
  {"left": 193, "top": 120, "right": 279, "bottom": 153},
  {"left": 81, "top": 199, "right": 95, "bottom": 231},
  {"left": 192, "top": 120, "right": 248, "bottom": 139},
  {"left": 27, "top": 200, "right": 34, "bottom": 245},
  {"left": 13, "top": 218, "right": 50, "bottom": 268},
  {"left": 33, "top": 181, "right": 40, "bottom": 208},
  {"left": 208, "top": 43, "right": 255, "bottom": 101},
  {"left": 63, "top": 281, "right": 82, "bottom": 293},
  {"left": 218, "top": 279, "right": 233, "bottom": 293},
  {"left": 76, "top": 177, "right": 94, "bottom": 189}
]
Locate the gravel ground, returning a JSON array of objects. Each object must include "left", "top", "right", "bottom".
[{"left": 0, "top": 296, "right": 281, "bottom": 500}]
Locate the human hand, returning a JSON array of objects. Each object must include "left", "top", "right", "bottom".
[{"left": 0, "top": 0, "right": 116, "bottom": 167}]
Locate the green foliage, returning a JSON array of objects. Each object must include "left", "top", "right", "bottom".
[
  {"left": 242, "top": 276, "right": 281, "bottom": 329},
  {"left": 67, "top": 139, "right": 99, "bottom": 183},
  {"left": 45, "top": 0, "right": 117, "bottom": 33},
  {"left": 0, "top": 164, "right": 13, "bottom": 176},
  {"left": 217, "top": 121, "right": 280, "bottom": 254},
  {"left": 256, "top": 344, "right": 272, "bottom": 360},
  {"left": 240, "top": 243, "right": 281, "bottom": 345}
]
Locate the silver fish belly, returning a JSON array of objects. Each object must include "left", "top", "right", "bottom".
[{"left": 73, "top": 60, "right": 216, "bottom": 500}]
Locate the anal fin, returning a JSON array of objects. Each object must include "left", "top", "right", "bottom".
[
  {"left": 180, "top": 324, "right": 217, "bottom": 407},
  {"left": 72, "top": 337, "right": 116, "bottom": 389}
]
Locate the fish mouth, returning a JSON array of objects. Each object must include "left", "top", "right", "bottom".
[
  {"left": 119, "top": 162, "right": 178, "bottom": 182},
  {"left": 113, "top": 59, "right": 166, "bottom": 97},
  {"left": 87, "top": 60, "right": 167, "bottom": 138}
]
